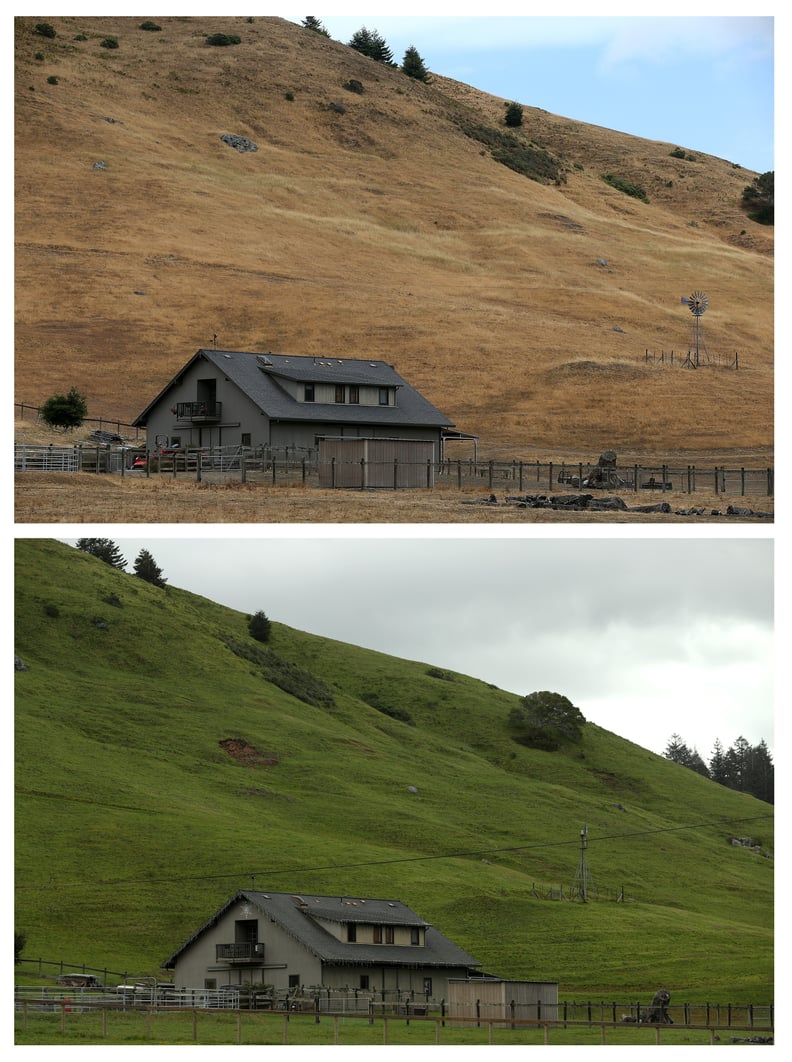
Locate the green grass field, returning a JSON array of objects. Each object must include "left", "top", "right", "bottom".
[{"left": 15, "top": 540, "right": 773, "bottom": 1011}]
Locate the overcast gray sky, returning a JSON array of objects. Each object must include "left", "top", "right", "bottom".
[{"left": 57, "top": 534, "right": 773, "bottom": 761}]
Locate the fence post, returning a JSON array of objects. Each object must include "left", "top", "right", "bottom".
[
  {"left": 196, "top": 451, "right": 203, "bottom": 483},
  {"left": 519, "top": 461, "right": 524, "bottom": 491},
  {"left": 457, "top": 460, "right": 462, "bottom": 489},
  {"left": 393, "top": 457, "right": 398, "bottom": 490},
  {"left": 548, "top": 462, "right": 553, "bottom": 489},
  {"left": 426, "top": 459, "right": 432, "bottom": 489}
]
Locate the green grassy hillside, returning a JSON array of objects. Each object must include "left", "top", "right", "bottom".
[{"left": 14, "top": 539, "right": 773, "bottom": 999}]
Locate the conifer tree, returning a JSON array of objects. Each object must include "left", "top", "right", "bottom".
[
  {"left": 302, "top": 16, "right": 330, "bottom": 37},
  {"left": 133, "top": 548, "right": 167, "bottom": 588},
  {"left": 75, "top": 538, "right": 126, "bottom": 570},
  {"left": 248, "top": 610, "right": 272, "bottom": 644},
  {"left": 348, "top": 26, "right": 394, "bottom": 65},
  {"left": 402, "top": 45, "right": 430, "bottom": 82}
]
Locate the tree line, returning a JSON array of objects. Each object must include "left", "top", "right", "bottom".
[
  {"left": 76, "top": 538, "right": 167, "bottom": 588},
  {"left": 663, "top": 733, "right": 773, "bottom": 804},
  {"left": 74, "top": 539, "right": 273, "bottom": 643}
]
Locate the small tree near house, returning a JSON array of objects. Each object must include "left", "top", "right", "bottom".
[
  {"left": 40, "top": 387, "right": 88, "bottom": 431},
  {"left": 248, "top": 610, "right": 272, "bottom": 644}
]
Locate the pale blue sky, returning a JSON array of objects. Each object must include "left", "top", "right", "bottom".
[{"left": 285, "top": 12, "right": 774, "bottom": 174}]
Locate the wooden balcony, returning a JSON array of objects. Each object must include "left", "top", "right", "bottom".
[
  {"left": 215, "top": 942, "right": 264, "bottom": 963},
  {"left": 175, "top": 401, "right": 222, "bottom": 422}
]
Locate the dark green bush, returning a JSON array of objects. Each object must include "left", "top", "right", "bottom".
[
  {"left": 46, "top": 76, "right": 58, "bottom": 85},
  {"left": 206, "top": 33, "right": 241, "bottom": 47},
  {"left": 139, "top": 21, "right": 161, "bottom": 32},
  {"left": 221, "top": 635, "right": 336, "bottom": 709},
  {"left": 100, "top": 37, "right": 119, "bottom": 50},
  {"left": 454, "top": 116, "right": 562, "bottom": 185},
  {"left": 343, "top": 79, "right": 364, "bottom": 94},
  {"left": 34, "top": 23, "right": 56, "bottom": 39},
  {"left": 504, "top": 101, "right": 524, "bottom": 128},
  {"left": 601, "top": 173, "right": 649, "bottom": 202}
]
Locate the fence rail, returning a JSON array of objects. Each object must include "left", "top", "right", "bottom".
[
  {"left": 14, "top": 445, "right": 775, "bottom": 497},
  {"left": 13, "top": 995, "right": 773, "bottom": 1046},
  {"left": 13, "top": 985, "right": 773, "bottom": 1026}
]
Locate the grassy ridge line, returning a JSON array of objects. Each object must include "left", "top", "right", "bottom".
[{"left": 14, "top": 540, "right": 772, "bottom": 997}]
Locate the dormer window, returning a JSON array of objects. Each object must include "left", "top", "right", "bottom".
[
  {"left": 347, "top": 923, "right": 357, "bottom": 942},
  {"left": 304, "top": 383, "right": 315, "bottom": 402},
  {"left": 378, "top": 388, "right": 390, "bottom": 406},
  {"left": 335, "top": 385, "right": 345, "bottom": 403},
  {"left": 349, "top": 386, "right": 359, "bottom": 404}
]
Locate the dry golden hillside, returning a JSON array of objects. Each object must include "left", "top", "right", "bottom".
[{"left": 14, "top": 14, "right": 773, "bottom": 463}]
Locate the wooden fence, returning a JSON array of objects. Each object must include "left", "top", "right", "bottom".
[
  {"left": 13, "top": 444, "right": 775, "bottom": 498},
  {"left": 14, "top": 995, "right": 773, "bottom": 1046}
]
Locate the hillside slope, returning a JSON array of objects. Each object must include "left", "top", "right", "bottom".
[
  {"left": 14, "top": 540, "right": 773, "bottom": 997},
  {"left": 14, "top": 15, "right": 772, "bottom": 460}
]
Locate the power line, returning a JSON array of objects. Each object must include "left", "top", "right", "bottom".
[{"left": 15, "top": 813, "right": 772, "bottom": 892}]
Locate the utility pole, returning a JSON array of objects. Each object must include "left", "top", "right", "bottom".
[{"left": 572, "top": 823, "right": 595, "bottom": 902}]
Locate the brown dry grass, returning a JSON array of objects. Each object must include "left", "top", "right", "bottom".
[
  {"left": 15, "top": 14, "right": 773, "bottom": 483},
  {"left": 13, "top": 471, "right": 773, "bottom": 525}
]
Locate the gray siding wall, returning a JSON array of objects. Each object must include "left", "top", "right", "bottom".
[
  {"left": 142, "top": 358, "right": 270, "bottom": 451},
  {"left": 171, "top": 899, "right": 321, "bottom": 991}
]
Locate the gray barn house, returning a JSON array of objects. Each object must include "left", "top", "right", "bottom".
[
  {"left": 162, "top": 890, "right": 481, "bottom": 999},
  {"left": 134, "top": 349, "right": 458, "bottom": 458}
]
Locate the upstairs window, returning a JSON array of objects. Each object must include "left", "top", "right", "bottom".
[
  {"left": 335, "top": 385, "right": 345, "bottom": 403},
  {"left": 304, "top": 384, "right": 315, "bottom": 402},
  {"left": 349, "top": 385, "right": 360, "bottom": 404},
  {"left": 385, "top": 926, "right": 394, "bottom": 944},
  {"left": 347, "top": 923, "right": 357, "bottom": 942},
  {"left": 411, "top": 927, "right": 421, "bottom": 945},
  {"left": 373, "top": 926, "right": 382, "bottom": 944},
  {"left": 378, "top": 388, "right": 390, "bottom": 406}
]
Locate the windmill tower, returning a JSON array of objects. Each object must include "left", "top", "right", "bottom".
[
  {"left": 571, "top": 823, "right": 597, "bottom": 902},
  {"left": 682, "top": 290, "right": 709, "bottom": 367}
]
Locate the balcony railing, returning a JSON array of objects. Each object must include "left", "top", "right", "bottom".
[
  {"left": 215, "top": 942, "right": 264, "bottom": 962},
  {"left": 175, "top": 401, "right": 222, "bottom": 422}
]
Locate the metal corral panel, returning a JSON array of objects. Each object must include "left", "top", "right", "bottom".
[
  {"left": 446, "top": 979, "right": 559, "bottom": 1025},
  {"left": 319, "top": 438, "right": 436, "bottom": 488}
]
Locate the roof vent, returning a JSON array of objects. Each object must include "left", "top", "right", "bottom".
[{"left": 256, "top": 354, "right": 272, "bottom": 367}]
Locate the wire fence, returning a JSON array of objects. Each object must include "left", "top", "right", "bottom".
[
  {"left": 13, "top": 992, "right": 773, "bottom": 1046},
  {"left": 13, "top": 444, "right": 775, "bottom": 497}
]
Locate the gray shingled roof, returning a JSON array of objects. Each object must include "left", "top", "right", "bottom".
[
  {"left": 163, "top": 889, "right": 480, "bottom": 970},
  {"left": 136, "top": 350, "right": 454, "bottom": 430}
]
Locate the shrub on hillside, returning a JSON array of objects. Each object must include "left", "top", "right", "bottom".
[
  {"left": 34, "top": 23, "right": 56, "bottom": 39},
  {"left": 741, "top": 171, "right": 774, "bottom": 225},
  {"left": 504, "top": 101, "right": 524, "bottom": 128},
  {"left": 509, "top": 690, "right": 586, "bottom": 751},
  {"left": 343, "top": 79, "right": 365, "bottom": 94},
  {"left": 206, "top": 33, "right": 241, "bottom": 47},
  {"left": 220, "top": 634, "right": 336, "bottom": 709},
  {"left": 139, "top": 21, "right": 162, "bottom": 32},
  {"left": 601, "top": 173, "right": 649, "bottom": 203},
  {"left": 100, "top": 37, "right": 119, "bottom": 50}
]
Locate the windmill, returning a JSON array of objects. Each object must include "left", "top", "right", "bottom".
[{"left": 681, "top": 290, "right": 709, "bottom": 366}]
